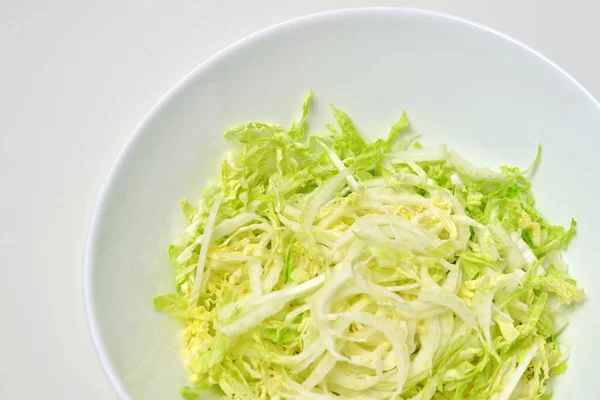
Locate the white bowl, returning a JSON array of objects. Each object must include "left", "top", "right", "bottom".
[{"left": 84, "top": 8, "right": 600, "bottom": 400}]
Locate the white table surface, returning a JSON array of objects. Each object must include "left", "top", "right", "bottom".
[{"left": 2, "top": 1, "right": 599, "bottom": 398}]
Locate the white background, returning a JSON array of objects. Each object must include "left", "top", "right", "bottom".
[{"left": 2, "top": 1, "right": 600, "bottom": 399}]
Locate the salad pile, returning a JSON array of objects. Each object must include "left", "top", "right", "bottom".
[{"left": 155, "top": 92, "right": 584, "bottom": 400}]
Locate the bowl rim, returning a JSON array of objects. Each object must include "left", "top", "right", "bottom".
[{"left": 82, "top": 7, "right": 600, "bottom": 399}]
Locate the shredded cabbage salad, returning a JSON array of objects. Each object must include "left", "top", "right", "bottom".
[{"left": 154, "top": 92, "right": 584, "bottom": 400}]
